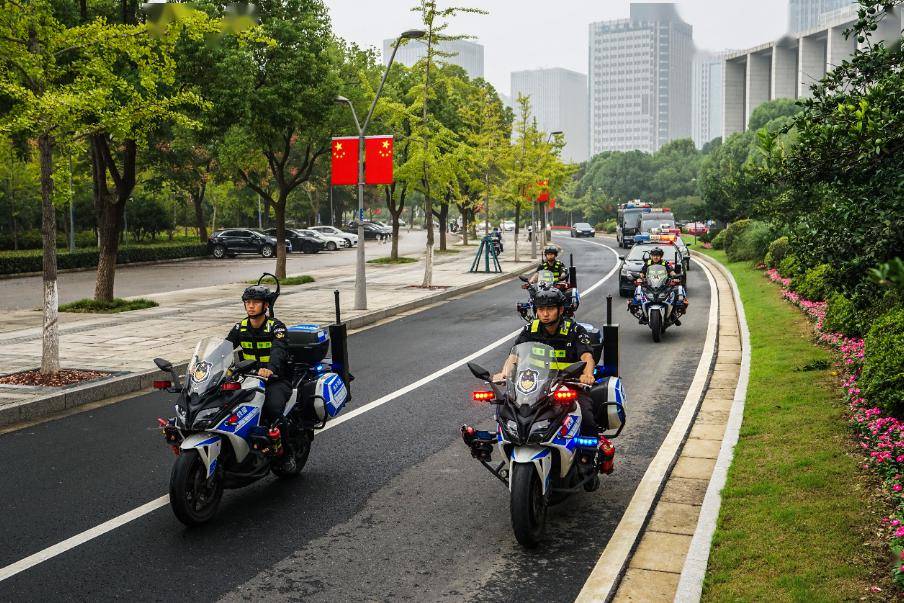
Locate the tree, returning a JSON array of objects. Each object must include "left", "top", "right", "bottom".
[
  {"left": 747, "top": 98, "right": 802, "bottom": 132},
  {"left": 409, "top": 0, "right": 486, "bottom": 287}
]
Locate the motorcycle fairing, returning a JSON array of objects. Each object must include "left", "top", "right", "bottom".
[
  {"left": 180, "top": 434, "right": 222, "bottom": 478},
  {"left": 508, "top": 445, "right": 553, "bottom": 495}
]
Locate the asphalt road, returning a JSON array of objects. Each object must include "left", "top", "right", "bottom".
[
  {"left": 0, "top": 230, "right": 431, "bottom": 311},
  {"left": 0, "top": 235, "right": 711, "bottom": 602}
]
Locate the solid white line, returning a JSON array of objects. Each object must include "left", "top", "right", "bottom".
[
  {"left": 675, "top": 255, "right": 751, "bottom": 602},
  {"left": 0, "top": 241, "right": 621, "bottom": 584},
  {"left": 574, "top": 255, "right": 720, "bottom": 603}
]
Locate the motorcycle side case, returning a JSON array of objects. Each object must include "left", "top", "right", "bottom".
[
  {"left": 312, "top": 372, "right": 349, "bottom": 421},
  {"left": 589, "top": 377, "right": 627, "bottom": 435},
  {"left": 286, "top": 324, "right": 330, "bottom": 365}
]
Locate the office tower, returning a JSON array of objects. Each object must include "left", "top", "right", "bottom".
[
  {"left": 692, "top": 50, "right": 729, "bottom": 148},
  {"left": 789, "top": 0, "right": 857, "bottom": 32},
  {"left": 511, "top": 68, "right": 589, "bottom": 163},
  {"left": 589, "top": 3, "right": 694, "bottom": 155},
  {"left": 383, "top": 38, "right": 484, "bottom": 79}
]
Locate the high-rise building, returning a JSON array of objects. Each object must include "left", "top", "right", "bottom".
[
  {"left": 789, "top": 0, "right": 856, "bottom": 33},
  {"left": 510, "top": 68, "right": 589, "bottom": 163},
  {"left": 692, "top": 50, "right": 730, "bottom": 148},
  {"left": 588, "top": 3, "right": 694, "bottom": 156},
  {"left": 382, "top": 38, "right": 484, "bottom": 79}
]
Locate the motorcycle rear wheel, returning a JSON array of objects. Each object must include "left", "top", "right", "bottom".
[
  {"left": 510, "top": 463, "right": 547, "bottom": 548},
  {"left": 650, "top": 311, "right": 662, "bottom": 342},
  {"left": 169, "top": 450, "right": 223, "bottom": 526}
]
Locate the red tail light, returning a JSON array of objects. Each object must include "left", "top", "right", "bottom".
[
  {"left": 220, "top": 382, "right": 242, "bottom": 391},
  {"left": 227, "top": 414, "right": 239, "bottom": 425},
  {"left": 153, "top": 380, "right": 171, "bottom": 390},
  {"left": 472, "top": 391, "right": 495, "bottom": 402},
  {"left": 553, "top": 389, "right": 578, "bottom": 403}
]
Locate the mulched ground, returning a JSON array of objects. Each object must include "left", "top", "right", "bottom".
[{"left": 0, "top": 368, "right": 110, "bottom": 387}]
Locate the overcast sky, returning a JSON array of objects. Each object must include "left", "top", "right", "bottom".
[{"left": 322, "top": 0, "right": 791, "bottom": 95}]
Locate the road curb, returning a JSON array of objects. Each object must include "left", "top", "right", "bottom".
[
  {"left": 674, "top": 254, "right": 751, "bottom": 602},
  {"left": 0, "top": 263, "right": 534, "bottom": 429},
  {"left": 574, "top": 255, "right": 721, "bottom": 603}
]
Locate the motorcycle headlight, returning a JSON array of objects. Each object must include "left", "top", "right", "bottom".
[{"left": 506, "top": 420, "right": 518, "bottom": 436}]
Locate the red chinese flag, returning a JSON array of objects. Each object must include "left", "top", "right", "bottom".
[
  {"left": 549, "top": 198, "right": 556, "bottom": 210},
  {"left": 331, "top": 137, "right": 358, "bottom": 185},
  {"left": 365, "top": 135, "right": 394, "bottom": 185},
  {"left": 537, "top": 179, "right": 549, "bottom": 202},
  {"left": 537, "top": 191, "right": 550, "bottom": 202}
]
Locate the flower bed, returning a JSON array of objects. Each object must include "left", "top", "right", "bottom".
[{"left": 765, "top": 267, "right": 904, "bottom": 585}]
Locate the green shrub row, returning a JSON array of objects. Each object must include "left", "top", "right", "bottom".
[
  {"left": 862, "top": 307, "right": 904, "bottom": 418},
  {"left": 764, "top": 236, "right": 789, "bottom": 268},
  {"left": 792, "top": 263, "right": 834, "bottom": 301},
  {"left": 0, "top": 242, "right": 208, "bottom": 275},
  {"left": 594, "top": 219, "right": 617, "bottom": 234}
]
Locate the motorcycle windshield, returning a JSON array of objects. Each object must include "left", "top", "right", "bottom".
[
  {"left": 536, "top": 270, "right": 556, "bottom": 285},
  {"left": 646, "top": 264, "right": 668, "bottom": 290},
  {"left": 186, "top": 337, "right": 236, "bottom": 397},
  {"left": 506, "top": 342, "right": 560, "bottom": 407}
]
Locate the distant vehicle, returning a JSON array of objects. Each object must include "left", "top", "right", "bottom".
[
  {"left": 639, "top": 212, "right": 676, "bottom": 235},
  {"left": 683, "top": 222, "right": 709, "bottom": 236},
  {"left": 501, "top": 221, "right": 515, "bottom": 232},
  {"left": 618, "top": 242, "right": 684, "bottom": 297},
  {"left": 208, "top": 229, "right": 289, "bottom": 259},
  {"left": 310, "top": 225, "right": 357, "bottom": 247},
  {"left": 398, "top": 218, "right": 407, "bottom": 227},
  {"left": 345, "top": 221, "right": 389, "bottom": 240},
  {"left": 296, "top": 228, "right": 346, "bottom": 251},
  {"left": 262, "top": 228, "right": 323, "bottom": 254},
  {"left": 616, "top": 201, "right": 651, "bottom": 248},
  {"left": 570, "top": 222, "right": 595, "bottom": 238}
]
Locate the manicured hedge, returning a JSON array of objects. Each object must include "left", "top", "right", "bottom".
[
  {"left": 0, "top": 242, "right": 207, "bottom": 275},
  {"left": 862, "top": 307, "right": 904, "bottom": 418},
  {"left": 792, "top": 263, "right": 834, "bottom": 301},
  {"left": 764, "top": 236, "right": 789, "bottom": 268}
]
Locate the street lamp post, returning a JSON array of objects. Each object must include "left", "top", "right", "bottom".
[{"left": 337, "top": 28, "right": 425, "bottom": 311}]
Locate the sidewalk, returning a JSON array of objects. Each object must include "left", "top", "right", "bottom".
[
  {"left": 0, "top": 246, "right": 532, "bottom": 427},
  {"left": 610, "top": 252, "right": 744, "bottom": 602}
]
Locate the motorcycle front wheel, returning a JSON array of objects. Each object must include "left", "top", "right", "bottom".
[
  {"left": 271, "top": 430, "right": 313, "bottom": 478},
  {"left": 510, "top": 463, "right": 547, "bottom": 548},
  {"left": 169, "top": 450, "right": 223, "bottom": 526},
  {"left": 650, "top": 311, "right": 663, "bottom": 342}
]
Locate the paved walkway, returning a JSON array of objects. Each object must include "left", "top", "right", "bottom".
[
  {"left": 611, "top": 253, "right": 743, "bottom": 602},
  {"left": 0, "top": 244, "right": 532, "bottom": 415}
]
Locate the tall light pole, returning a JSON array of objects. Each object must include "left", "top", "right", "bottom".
[{"left": 337, "top": 28, "right": 425, "bottom": 311}]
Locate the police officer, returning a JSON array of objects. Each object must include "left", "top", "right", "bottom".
[
  {"left": 528, "top": 245, "right": 567, "bottom": 286},
  {"left": 493, "top": 288, "right": 599, "bottom": 437},
  {"left": 226, "top": 285, "right": 293, "bottom": 427},
  {"left": 630, "top": 247, "right": 688, "bottom": 321}
]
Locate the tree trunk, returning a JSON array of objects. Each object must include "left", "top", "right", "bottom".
[
  {"left": 39, "top": 135, "right": 59, "bottom": 375},
  {"left": 274, "top": 195, "right": 287, "bottom": 279},
  {"left": 90, "top": 135, "right": 135, "bottom": 302},
  {"left": 435, "top": 201, "right": 448, "bottom": 251},
  {"left": 461, "top": 209, "right": 468, "bottom": 246},
  {"left": 386, "top": 186, "right": 405, "bottom": 261},
  {"left": 513, "top": 202, "right": 521, "bottom": 263},
  {"left": 191, "top": 182, "right": 207, "bottom": 242}
]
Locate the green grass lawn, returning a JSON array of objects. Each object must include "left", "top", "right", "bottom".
[
  {"left": 251, "top": 275, "right": 315, "bottom": 286},
  {"left": 59, "top": 297, "right": 158, "bottom": 313},
  {"left": 698, "top": 248, "right": 880, "bottom": 601},
  {"left": 367, "top": 256, "right": 418, "bottom": 265}
]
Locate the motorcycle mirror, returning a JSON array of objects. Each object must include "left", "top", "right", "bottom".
[
  {"left": 235, "top": 359, "right": 256, "bottom": 373},
  {"left": 467, "top": 362, "right": 492, "bottom": 382},
  {"left": 561, "top": 361, "right": 586, "bottom": 378},
  {"left": 519, "top": 275, "right": 529, "bottom": 283},
  {"left": 154, "top": 357, "right": 172, "bottom": 372},
  {"left": 618, "top": 256, "right": 625, "bottom": 261}
]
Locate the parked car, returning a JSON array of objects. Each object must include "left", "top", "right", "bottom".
[
  {"left": 345, "top": 221, "right": 390, "bottom": 240},
  {"left": 296, "top": 228, "right": 346, "bottom": 251},
  {"left": 262, "top": 228, "right": 324, "bottom": 254},
  {"left": 683, "top": 222, "right": 709, "bottom": 236},
  {"left": 570, "top": 222, "right": 595, "bottom": 238},
  {"left": 310, "top": 225, "right": 357, "bottom": 247},
  {"left": 208, "top": 229, "right": 290, "bottom": 259},
  {"left": 500, "top": 221, "right": 515, "bottom": 232}
]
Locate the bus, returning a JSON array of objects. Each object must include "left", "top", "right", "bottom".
[{"left": 616, "top": 201, "right": 652, "bottom": 248}]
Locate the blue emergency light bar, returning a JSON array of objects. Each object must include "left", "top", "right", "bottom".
[
  {"left": 634, "top": 233, "right": 651, "bottom": 243},
  {"left": 574, "top": 436, "right": 599, "bottom": 448}
]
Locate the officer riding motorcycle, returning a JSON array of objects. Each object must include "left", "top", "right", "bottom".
[
  {"left": 526, "top": 245, "right": 567, "bottom": 286},
  {"left": 628, "top": 247, "right": 688, "bottom": 323}
]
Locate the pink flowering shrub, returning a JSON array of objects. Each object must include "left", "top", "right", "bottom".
[{"left": 765, "top": 267, "right": 904, "bottom": 586}]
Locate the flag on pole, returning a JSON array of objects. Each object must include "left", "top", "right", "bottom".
[
  {"left": 537, "top": 179, "right": 549, "bottom": 202},
  {"left": 331, "top": 136, "right": 358, "bottom": 185},
  {"left": 365, "top": 135, "right": 394, "bottom": 184}
]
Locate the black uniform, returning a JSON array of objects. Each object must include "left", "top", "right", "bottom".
[
  {"left": 226, "top": 317, "right": 292, "bottom": 425},
  {"left": 512, "top": 318, "right": 598, "bottom": 436},
  {"left": 537, "top": 259, "right": 567, "bottom": 282},
  {"left": 640, "top": 258, "right": 679, "bottom": 277}
]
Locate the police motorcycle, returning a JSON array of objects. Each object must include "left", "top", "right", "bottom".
[
  {"left": 628, "top": 242, "right": 686, "bottom": 343},
  {"left": 517, "top": 257, "right": 580, "bottom": 323},
  {"left": 152, "top": 275, "right": 353, "bottom": 526},
  {"left": 489, "top": 229, "right": 504, "bottom": 255},
  {"left": 461, "top": 296, "right": 627, "bottom": 548}
]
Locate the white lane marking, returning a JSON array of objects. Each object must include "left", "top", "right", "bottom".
[
  {"left": 0, "top": 243, "right": 620, "bottom": 584},
  {"left": 574, "top": 255, "right": 719, "bottom": 603}
]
